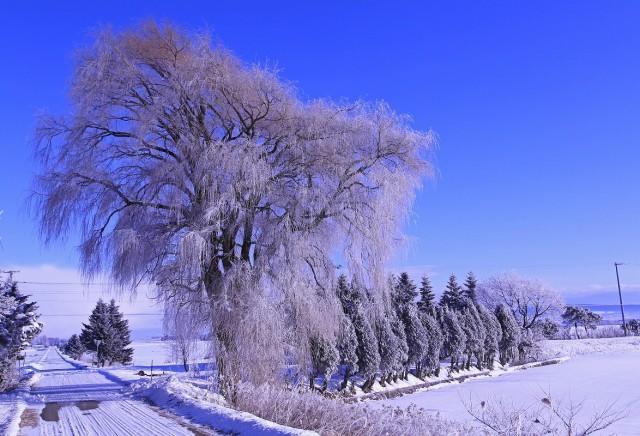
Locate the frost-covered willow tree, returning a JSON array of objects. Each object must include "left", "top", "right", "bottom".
[{"left": 32, "top": 23, "right": 433, "bottom": 394}]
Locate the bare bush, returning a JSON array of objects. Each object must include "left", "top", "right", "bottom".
[
  {"left": 233, "top": 382, "right": 468, "bottom": 435},
  {"left": 465, "top": 390, "right": 627, "bottom": 435}
]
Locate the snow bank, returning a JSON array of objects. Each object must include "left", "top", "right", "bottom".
[
  {"left": 541, "top": 336, "right": 640, "bottom": 357},
  {"left": 128, "top": 376, "right": 317, "bottom": 436}
]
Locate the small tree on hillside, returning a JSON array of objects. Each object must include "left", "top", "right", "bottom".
[
  {"left": 417, "top": 275, "right": 436, "bottom": 315},
  {"left": 440, "top": 274, "right": 465, "bottom": 310}
]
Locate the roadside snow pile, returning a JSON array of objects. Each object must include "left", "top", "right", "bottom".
[
  {"left": 128, "top": 376, "right": 317, "bottom": 436},
  {"left": 541, "top": 336, "right": 640, "bottom": 357}
]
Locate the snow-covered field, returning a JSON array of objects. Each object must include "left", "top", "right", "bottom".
[{"left": 375, "top": 337, "right": 640, "bottom": 434}]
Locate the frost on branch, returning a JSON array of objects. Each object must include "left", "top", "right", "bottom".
[{"left": 32, "top": 22, "right": 434, "bottom": 392}]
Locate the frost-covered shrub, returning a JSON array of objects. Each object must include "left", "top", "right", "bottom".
[{"left": 233, "top": 382, "right": 467, "bottom": 436}]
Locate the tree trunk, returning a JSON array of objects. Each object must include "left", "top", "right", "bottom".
[{"left": 340, "top": 367, "right": 351, "bottom": 390}]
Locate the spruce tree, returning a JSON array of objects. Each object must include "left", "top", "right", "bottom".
[
  {"left": 336, "top": 316, "right": 359, "bottom": 390},
  {"left": 440, "top": 274, "right": 464, "bottom": 310},
  {"left": 394, "top": 272, "right": 418, "bottom": 305},
  {"left": 0, "top": 281, "right": 42, "bottom": 390},
  {"left": 463, "top": 272, "right": 478, "bottom": 303},
  {"left": 63, "top": 334, "right": 85, "bottom": 360},
  {"left": 309, "top": 333, "right": 338, "bottom": 391},
  {"left": 419, "top": 311, "right": 443, "bottom": 377},
  {"left": 107, "top": 300, "right": 133, "bottom": 364},
  {"left": 477, "top": 304, "right": 502, "bottom": 369},
  {"left": 375, "top": 314, "right": 399, "bottom": 385},
  {"left": 439, "top": 307, "right": 467, "bottom": 370},
  {"left": 401, "top": 304, "right": 428, "bottom": 378},
  {"left": 80, "top": 299, "right": 115, "bottom": 366},
  {"left": 495, "top": 304, "right": 520, "bottom": 365},
  {"left": 417, "top": 275, "right": 436, "bottom": 314},
  {"left": 391, "top": 274, "right": 427, "bottom": 379},
  {"left": 336, "top": 278, "right": 379, "bottom": 391}
]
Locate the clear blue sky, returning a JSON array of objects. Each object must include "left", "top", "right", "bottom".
[{"left": 2, "top": 1, "right": 640, "bottom": 306}]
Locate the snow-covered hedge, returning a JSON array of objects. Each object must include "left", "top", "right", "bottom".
[{"left": 128, "top": 376, "right": 315, "bottom": 435}]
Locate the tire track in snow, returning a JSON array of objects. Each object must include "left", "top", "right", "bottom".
[{"left": 19, "top": 347, "right": 216, "bottom": 435}]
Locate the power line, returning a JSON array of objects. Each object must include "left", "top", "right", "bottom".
[{"left": 39, "top": 312, "right": 163, "bottom": 317}]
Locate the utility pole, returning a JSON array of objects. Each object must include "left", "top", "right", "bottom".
[
  {"left": 0, "top": 270, "right": 19, "bottom": 281},
  {"left": 614, "top": 262, "right": 627, "bottom": 336}
]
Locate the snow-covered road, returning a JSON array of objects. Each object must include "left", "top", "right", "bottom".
[{"left": 17, "top": 347, "right": 216, "bottom": 435}]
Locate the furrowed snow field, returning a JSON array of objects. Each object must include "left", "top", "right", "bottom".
[{"left": 375, "top": 337, "right": 640, "bottom": 434}]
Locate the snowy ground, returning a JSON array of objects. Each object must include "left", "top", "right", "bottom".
[{"left": 375, "top": 337, "right": 640, "bottom": 434}]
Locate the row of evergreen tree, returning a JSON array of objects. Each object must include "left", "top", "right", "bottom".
[
  {"left": 62, "top": 299, "right": 133, "bottom": 366},
  {"left": 309, "top": 272, "right": 525, "bottom": 392}
]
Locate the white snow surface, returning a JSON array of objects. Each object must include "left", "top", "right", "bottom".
[
  {"left": 375, "top": 338, "right": 640, "bottom": 434},
  {"left": 540, "top": 335, "right": 640, "bottom": 357}
]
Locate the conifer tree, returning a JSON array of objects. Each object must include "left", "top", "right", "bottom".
[
  {"left": 477, "top": 304, "right": 502, "bottom": 369},
  {"left": 63, "top": 334, "right": 85, "bottom": 360},
  {"left": 0, "top": 281, "right": 42, "bottom": 390},
  {"left": 439, "top": 307, "right": 467, "bottom": 370},
  {"left": 463, "top": 272, "right": 478, "bottom": 304},
  {"left": 336, "top": 277, "right": 379, "bottom": 391},
  {"left": 459, "top": 304, "right": 485, "bottom": 369},
  {"left": 309, "top": 333, "right": 338, "bottom": 391},
  {"left": 394, "top": 272, "right": 418, "bottom": 305},
  {"left": 336, "top": 316, "right": 359, "bottom": 390},
  {"left": 495, "top": 304, "right": 520, "bottom": 365},
  {"left": 401, "top": 304, "right": 428, "bottom": 378},
  {"left": 418, "top": 311, "right": 443, "bottom": 377},
  {"left": 80, "top": 299, "right": 116, "bottom": 366},
  {"left": 391, "top": 274, "right": 427, "bottom": 379},
  {"left": 389, "top": 306, "right": 409, "bottom": 381},
  {"left": 107, "top": 300, "right": 133, "bottom": 364},
  {"left": 375, "top": 314, "right": 399, "bottom": 385},
  {"left": 440, "top": 274, "right": 464, "bottom": 310},
  {"left": 417, "top": 275, "right": 436, "bottom": 314}
]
